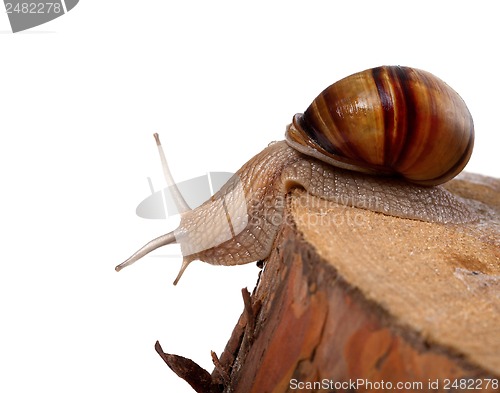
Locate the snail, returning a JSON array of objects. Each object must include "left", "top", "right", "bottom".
[{"left": 115, "top": 65, "right": 475, "bottom": 285}]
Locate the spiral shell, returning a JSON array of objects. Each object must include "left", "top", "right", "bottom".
[{"left": 285, "top": 66, "right": 474, "bottom": 186}]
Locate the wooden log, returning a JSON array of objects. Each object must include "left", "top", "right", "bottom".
[{"left": 159, "top": 173, "right": 500, "bottom": 392}]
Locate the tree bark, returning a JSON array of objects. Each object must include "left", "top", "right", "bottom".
[{"left": 158, "top": 173, "right": 500, "bottom": 393}]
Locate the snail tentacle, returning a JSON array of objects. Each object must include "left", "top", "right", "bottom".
[
  {"left": 154, "top": 133, "right": 191, "bottom": 214},
  {"left": 115, "top": 231, "right": 177, "bottom": 272},
  {"left": 173, "top": 258, "right": 192, "bottom": 286}
]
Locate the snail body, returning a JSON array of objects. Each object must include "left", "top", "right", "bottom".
[{"left": 116, "top": 66, "right": 476, "bottom": 284}]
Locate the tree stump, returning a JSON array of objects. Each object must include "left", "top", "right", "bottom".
[{"left": 157, "top": 173, "right": 500, "bottom": 393}]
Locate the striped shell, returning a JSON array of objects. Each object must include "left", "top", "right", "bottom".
[{"left": 285, "top": 66, "right": 474, "bottom": 186}]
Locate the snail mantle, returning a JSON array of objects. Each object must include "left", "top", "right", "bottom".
[{"left": 156, "top": 172, "right": 500, "bottom": 393}]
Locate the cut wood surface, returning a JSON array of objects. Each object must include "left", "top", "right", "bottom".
[{"left": 158, "top": 173, "right": 500, "bottom": 392}]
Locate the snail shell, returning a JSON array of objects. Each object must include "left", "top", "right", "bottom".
[{"left": 286, "top": 66, "right": 474, "bottom": 186}]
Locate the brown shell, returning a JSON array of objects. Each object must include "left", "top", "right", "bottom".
[{"left": 285, "top": 66, "right": 474, "bottom": 186}]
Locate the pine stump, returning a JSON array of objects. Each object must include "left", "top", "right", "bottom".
[{"left": 157, "top": 173, "right": 500, "bottom": 393}]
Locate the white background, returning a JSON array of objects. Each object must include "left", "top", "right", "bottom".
[{"left": 1, "top": 1, "right": 499, "bottom": 392}]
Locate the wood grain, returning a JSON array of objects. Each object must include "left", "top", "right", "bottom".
[{"left": 214, "top": 173, "right": 500, "bottom": 392}]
